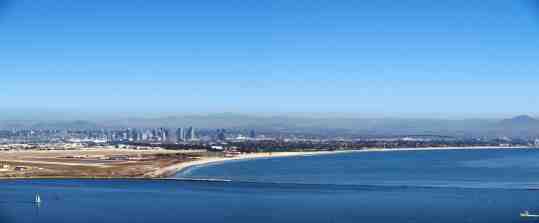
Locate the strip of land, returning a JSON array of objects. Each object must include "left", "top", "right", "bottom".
[
  {"left": 0, "top": 149, "right": 206, "bottom": 179},
  {"left": 0, "top": 146, "right": 531, "bottom": 179}
]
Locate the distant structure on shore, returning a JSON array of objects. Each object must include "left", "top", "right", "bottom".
[
  {"left": 98, "top": 127, "right": 198, "bottom": 144},
  {"left": 175, "top": 127, "right": 196, "bottom": 142},
  {"left": 176, "top": 128, "right": 185, "bottom": 142},
  {"left": 186, "top": 126, "right": 196, "bottom": 141}
]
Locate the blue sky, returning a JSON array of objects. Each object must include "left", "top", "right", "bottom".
[{"left": 0, "top": 0, "right": 538, "bottom": 118}]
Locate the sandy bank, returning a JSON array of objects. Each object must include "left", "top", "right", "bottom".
[{"left": 147, "top": 150, "right": 353, "bottom": 178}]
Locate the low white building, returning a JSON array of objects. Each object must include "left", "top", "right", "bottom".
[
  {"left": 211, "top": 146, "right": 224, "bottom": 151},
  {"left": 0, "top": 164, "right": 10, "bottom": 171}
]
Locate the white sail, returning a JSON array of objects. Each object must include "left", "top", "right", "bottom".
[{"left": 35, "top": 194, "right": 41, "bottom": 203}]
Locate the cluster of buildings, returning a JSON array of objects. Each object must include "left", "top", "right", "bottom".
[
  {"left": 105, "top": 127, "right": 197, "bottom": 143},
  {"left": 0, "top": 126, "right": 270, "bottom": 145},
  {"left": 3, "top": 126, "right": 539, "bottom": 152},
  {"left": 0, "top": 127, "right": 262, "bottom": 146},
  {"left": 0, "top": 127, "right": 198, "bottom": 144}
]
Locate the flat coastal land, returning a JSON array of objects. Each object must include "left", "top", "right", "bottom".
[
  {"left": 0, "top": 149, "right": 204, "bottom": 179},
  {"left": 0, "top": 146, "right": 531, "bottom": 179}
]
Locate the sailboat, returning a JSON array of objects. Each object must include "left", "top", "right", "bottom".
[
  {"left": 520, "top": 211, "right": 539, "bottom": 218},
  {"left": 34, "top": 193, "right": 41, "bottom": 204}
]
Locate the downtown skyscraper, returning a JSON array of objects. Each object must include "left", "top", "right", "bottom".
[
  {"left": 176, "top": 128, "right": 185, "bottom": 142},
  {"left": 186, "top": 126, "right": 196, "bottom": 141}
]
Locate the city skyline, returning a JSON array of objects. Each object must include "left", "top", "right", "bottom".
[
  {"left": 2, "top": 2, "right": 539, "bottom": 223},
  {"left": 1, "top": 1, "right": 538, "bottom": 117}
]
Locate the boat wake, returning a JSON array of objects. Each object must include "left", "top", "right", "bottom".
[
  {"left": 168, "top": 177, "right": 233, "bottom": 182},
  {"left": 166, "top": 177, "right": 539, "bottom": 191}
]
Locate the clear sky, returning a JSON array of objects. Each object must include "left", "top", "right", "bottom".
[{"left": 0, "top": 0, "right": 538, "bottom": 118}]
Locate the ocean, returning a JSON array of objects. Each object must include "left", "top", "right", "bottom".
[{"left": 2, "top": 148, "right": 539, "bottom": 222}]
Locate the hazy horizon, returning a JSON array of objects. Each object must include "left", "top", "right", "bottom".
[{"left": 0, "top": 109, "right": 535, "bottom": 121}]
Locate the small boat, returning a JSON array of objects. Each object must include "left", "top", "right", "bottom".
[
  {"left": 35, "top": 193, "right": 41, "bottom": 204},
  {"left": 521, "top": 211, "right": 539, "bottom": 218}
]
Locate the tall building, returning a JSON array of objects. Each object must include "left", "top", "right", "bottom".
[
  {"left": 176, "top": 128, "right": 185, "bottom": 142},
  {"left": 126, "top": 128, "right": 134, "bottom": 142},
  {"left": 134, "top": 129, "right": 142, "bottom": 142},
  {"left": 249, "top": 129, "right": 256, "bottom": 139},
  {"left": 186, "top": 126, "right": 196, "bottom": 141},
  {"left": 160, "top": 128, "right": 168, "bottom": 142},
  {"left": 163, "top": 128, "right": 175, "bottom": 143},
  {"left": 142, "top": 129, "right": 151, "bottom": 141}
]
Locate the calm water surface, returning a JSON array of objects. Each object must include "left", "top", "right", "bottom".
[{"left": 2, "top": 149, "right": 539, "bottom": 223}]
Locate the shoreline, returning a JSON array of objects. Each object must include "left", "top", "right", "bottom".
[
  {"left": 151, "top": 145, "right": 533, "bottom": 178},
  {"left": 147, "top": 150, "right": 355, "bottom": 178},
  {"left": 0, "top": 146, "right": 533, "bottom": 180}
]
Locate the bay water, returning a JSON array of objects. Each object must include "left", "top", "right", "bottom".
[{"left": 2, "top": 149, "right": 539, "bottom": 222}]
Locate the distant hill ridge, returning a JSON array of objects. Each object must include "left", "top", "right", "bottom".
[
  {"left": 1, "top": 114, "right": 539, "bottom": 138},
  {"left": 499, "top": 115, "right": 539, "bottom": 126}
]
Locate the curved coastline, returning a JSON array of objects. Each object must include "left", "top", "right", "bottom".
[
  {"left": 151, "top": 145, "right": 533, "bottom": 178},
  {"left": 0, "top": 146, "right": 532, "bottom": 180},
  {"left": 147, "top": 150, "right": 356, "bottom": 178}
]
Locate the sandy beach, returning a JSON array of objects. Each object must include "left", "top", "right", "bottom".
[
  {"left": 146, "top": 150, "right": 352, "bottom": 177},
  {"left": 149, "top": 145, "right": 533, "bottom": 178}
]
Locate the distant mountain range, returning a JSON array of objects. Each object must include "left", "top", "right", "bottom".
[
  {"left": 1, "top": 113, "right": 539, "bottom": 139},
  {"left": 499, "top": 115, "right": 539, "bottom": 126},
  {"left": 492, "top": 115, "right": 539, "bottom": 138}
]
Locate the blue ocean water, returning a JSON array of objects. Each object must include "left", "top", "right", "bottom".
[
  {"left": 177, "top": 149, "right": 539, "bottom": 189},
  {"left": 2, "top": 149, "right": 539, "bottom": 223}
]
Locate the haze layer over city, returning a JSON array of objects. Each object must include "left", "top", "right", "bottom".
[{"left": 1, "top": 0, "right": 539, "bottom": 143}]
